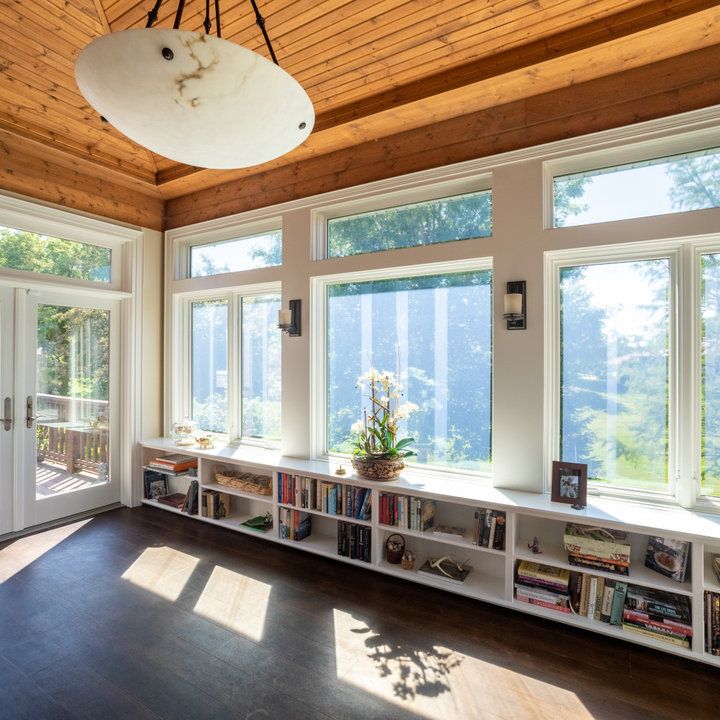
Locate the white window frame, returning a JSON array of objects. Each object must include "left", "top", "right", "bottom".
[
  {"left": 312, "top": 175, "right": 493, "bottom": 261},
  {"left": 545, "top": 235, "right": 720, "bottom": 509},
  {"left": 173, "top": 281, "right": 281, "bottom": 447},
  {"left": 312, "top": 257, "right": 493, "bottom": 479}
]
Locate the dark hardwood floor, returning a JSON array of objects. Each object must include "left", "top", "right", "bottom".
[{"left": 0, "top": 506, "right": 717, "bottom": 720}]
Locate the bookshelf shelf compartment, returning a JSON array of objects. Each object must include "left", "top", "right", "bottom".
[
  {"left": 140, "top": 437, "right": 720, "bottom": 668},
  {"left": 515, "top": 538, "right": 694, "bottom": 596}
]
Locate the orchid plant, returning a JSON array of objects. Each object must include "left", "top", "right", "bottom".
[{"left": 350, "top": 368, "right": 418, "bottom": 460}]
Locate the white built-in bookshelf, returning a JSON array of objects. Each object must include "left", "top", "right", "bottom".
[{"left": 140, "top": 437, "right": 720, "bottom": 667}]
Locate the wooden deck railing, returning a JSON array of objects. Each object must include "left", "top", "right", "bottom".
[{"left": 36, "top": 394, "right": 109, "bottom": 474}]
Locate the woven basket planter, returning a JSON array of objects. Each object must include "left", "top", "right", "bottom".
[{"left": 351, "top": 455, "right": 404, "bottom": 481}]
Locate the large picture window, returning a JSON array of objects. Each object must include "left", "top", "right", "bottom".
[
  {"left": 325, "top": 267, "right": 492, "bottom": 473},
  {"left": 559, "top": 259, "right": 670, "bottom": 493},
  {"left": 702, "top": 253, "right": 720, "bottom": 498}
]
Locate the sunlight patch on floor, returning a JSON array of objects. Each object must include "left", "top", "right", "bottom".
[
  {"left": 333, "top": 609, "right": 595, "bottom": 720},
  {"left": 193, "top": 565, "right": 271, "bottom": 642},
  {"left": 0, "top": 518, "right": 93, "bottom": 583},
  {"left": 121, "top": 546, "right": 199, "bottom": 601}
]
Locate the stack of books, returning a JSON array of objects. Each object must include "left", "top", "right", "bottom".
[
  {"left": 157, "top": 479, "right": 199, "bottom": 514},
  {"left": 147, "top": 453, "right": 198, "bottom": 474},
  {"left": 515, "top": 560, "right": 571, "bottom": 613},
  {"left": 278, "top": 508, "right": 311, "bottom": 541},
  {"left": 563, "top": 523, "right": 631, "bottom": 575},
  {"left": 276, "top": 473, "right": 372, "bottom": 521},
  {"left": 378, "top": 493, "right": 435, "bottom": 531},
  {"left": 623, "top": 584, "right": 693, "bottom": 648},
  {"left": 705, "top": 591, "right": 720, "bottom": 655},
  {"left": 337, "top": 521, "right": 371, "bottom": 562},
  {"left": 472, "top": 508, "right": 506, "bottom": 550}
]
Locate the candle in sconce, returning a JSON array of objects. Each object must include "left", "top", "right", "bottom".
[
  {"left": 278, "top": 309, "right": 292, "bottom": 326},
  {"left": 504, "top": 293, "right": 523, "bottom": 315}
]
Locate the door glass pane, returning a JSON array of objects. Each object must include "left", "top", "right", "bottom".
[
  {"left": 701, "top": 253, "right": 720, "bottom": 497},
  {"left": 241, "top": 294, "right": 281, "bottom": 441},
  {"left": 191, "top": 299, "right": 228, "bottom": 433},
  {"left": 559, "top": 259, "right": 670, "bottom": 492},
  {"left": 36, "top": 304, "right": 110, "bottom": 498}
]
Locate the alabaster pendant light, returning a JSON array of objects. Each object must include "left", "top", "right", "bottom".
[{"left": 75, "top": 0, "right": 314, "bottom": 169}]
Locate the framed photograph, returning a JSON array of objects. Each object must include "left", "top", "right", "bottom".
[{"left": 551, "top": 461, "right": 587, "bottom": 507}]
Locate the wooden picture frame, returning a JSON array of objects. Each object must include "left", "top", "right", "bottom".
[{"left": 551, "top": 461, "right": 587, "bottom": 507}]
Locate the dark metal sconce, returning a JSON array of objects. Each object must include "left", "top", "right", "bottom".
[
  {"left": 278, "top": 299, "right": 301, "bottom": 336},
  {"left": 503, "top": 281, "right": 526, "bottom": 330}
]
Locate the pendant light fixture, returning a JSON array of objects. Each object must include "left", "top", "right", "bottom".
[{"left": 75, "top": 0, "right": 314, "bottom": 169}]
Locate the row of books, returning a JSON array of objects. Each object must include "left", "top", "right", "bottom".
[
  {"left": 277, "top": 473, "right": 372, "bottom": 520},
  {"left": 338, "top": 521, "right": 371, "bottom": 563},
  {"left": 378, "top": 493, "right": 435, "bottom": 531},
  {"left": 515, "top": 561, "right": 693, "bottom": 648},
  {"left": 147, "top": 453, "right": 198, "bottom": 474},
  {"left": 472, "top": 508, "right": 506, "bottom": 550},
  {"left": 201, "top": 489, "right": 230, "bottom": 520},
  {"left": 279, "top": 508, "right": 311, "bottom": 541},
  {"left": 704, "top": 591, "right": 720, "bottom": 656}
]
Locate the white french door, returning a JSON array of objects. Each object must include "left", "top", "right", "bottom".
[
  {"left": 0, "top": 288, "right": 121, "bottom": 532},
  {"left": 0, "top": 288, "right": 14, "bottom": 534}
]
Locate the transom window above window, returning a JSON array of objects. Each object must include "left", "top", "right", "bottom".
[
  {"left": 326, "top": 190, "right": 492, "bottom": 258},
  {"left": 553, "top": 146, "right": 720, "bottom": 227},
  {"left": 0, "top": 225, "right": 111, "bottom": 283},
  {"left": 189, "top": 229, "right": 281, "bottom": 277},
  {"left": 325, "top": 267, "right": 492, "bottom": 473}
]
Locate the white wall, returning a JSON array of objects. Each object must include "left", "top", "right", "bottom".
[{"left": 165, "top": 106, "right": 720, "bottom": 495}]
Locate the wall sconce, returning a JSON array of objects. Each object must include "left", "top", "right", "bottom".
[
  {"left": 503, "top": 281, "right": 526, "bottom": 330},
  {"left": 278, "top": 299, "right": 301, "bottom": 336}
]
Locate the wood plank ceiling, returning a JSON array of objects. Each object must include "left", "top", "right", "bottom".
[{"left": 0, "top": 0, "right": 719, "bottom": 230}]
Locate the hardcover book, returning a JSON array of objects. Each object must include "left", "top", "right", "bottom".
[{"left": 644, "top": 536, "right": 690, "bottom": 583}]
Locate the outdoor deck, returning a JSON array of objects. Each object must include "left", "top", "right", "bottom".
[{"left": 35, "top": 460, "right": 105, "bottom": 498}]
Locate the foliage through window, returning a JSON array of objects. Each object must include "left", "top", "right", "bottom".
[
  {"left": 553, "top": 147, "right": 720, "bottom": 227},
  {"left": 0, "top": 225, "right": 111, "bottom": 282},
  {"left": 327, "top": 191, "right": 492, "bottom": 258},
  {"left": 701, "top": 253, "right": 720, "bottom": 498},
  {"left": 190, "top": 230, "right": 281, "bottom": 277},
  {"left": 559, "top": 259, "right": 670, "bottom": 492},
  {"left": 191, "top": 299, "right": 228, "bottom": 434},
  {"left": 326, "top": 270, "right": 492, "bottom": 472},
  {"left": 241, "top": 294, "right": 281, "bottom": 441}
]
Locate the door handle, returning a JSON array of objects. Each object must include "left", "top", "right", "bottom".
[
  {"left": 26, "top": 396, "right": 37, "bottom": 429},
  {"left": 2, "top": 397, "right": 11, "bottom": 431}
]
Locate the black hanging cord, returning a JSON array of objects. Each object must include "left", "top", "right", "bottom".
[
  {"left": 248, "top": 0, "right": 278, "bottom": 65},
  {"left": 215, "top": 0, "right": 222, "bottom": 37},
  {"left": 203, "top": 0, "right": 212, "bottom": 33},
  {"left": 172, "top": 0, "right": 186, "bottom": 29},
  {"left": 145, "top": 0, "right": 164, "bottom": 27}
]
